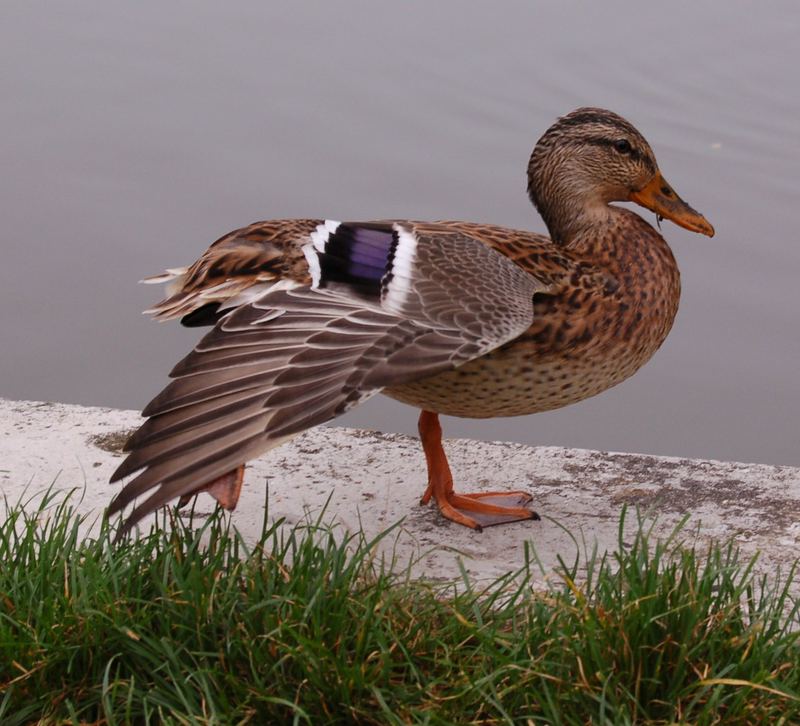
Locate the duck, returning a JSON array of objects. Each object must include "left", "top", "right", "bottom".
[{"left": 109, "top": 107, "right": 714, "bottom": 537}]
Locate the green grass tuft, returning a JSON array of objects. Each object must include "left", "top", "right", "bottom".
[{"left": 1, "top": 489, "right": 798, "bottom": 724}]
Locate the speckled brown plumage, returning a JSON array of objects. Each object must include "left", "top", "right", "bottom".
[
  {"left": 110, "top": 107, "right": 714, "bottom": 535},
  {"left": 386, "top": 211, "right": 680, "bottom": 417}
]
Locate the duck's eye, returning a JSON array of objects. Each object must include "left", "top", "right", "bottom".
[{"left": 614, "top": 139, "right": 632, "bottom": 154}]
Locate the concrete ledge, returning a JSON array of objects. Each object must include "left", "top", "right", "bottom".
[{"left": 2, "top": 398, "right": 799, "bottom": 585}]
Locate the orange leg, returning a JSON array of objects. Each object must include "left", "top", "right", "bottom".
[
  {"left": 177, "top": 465, "right": 245, "bottom": 510},
  {"left": 418, "top": 410, "right": 539, "bottom": 531}
]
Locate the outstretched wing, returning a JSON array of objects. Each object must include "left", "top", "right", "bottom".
[{"left": 109, "top": 221, "right": 548, "bottom": 532}]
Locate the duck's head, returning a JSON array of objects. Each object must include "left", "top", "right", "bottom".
[{"left": 527, "top": 107, "right": 714, "bottom": 245}]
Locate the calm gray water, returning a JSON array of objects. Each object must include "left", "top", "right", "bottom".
[{"left": 1, "top": 2, "right": 798, "bottom": 466}]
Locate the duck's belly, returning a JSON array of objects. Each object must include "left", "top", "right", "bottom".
[
  {"left": 383, "top": 340, "right": 653, "bottom": 418},
  {"left": 384, "top": 341, "right": 632, "bottom": 417}
]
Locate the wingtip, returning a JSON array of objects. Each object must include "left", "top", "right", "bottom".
[{"left": 140, "top": 267, "right": 189, "bottom": 285}]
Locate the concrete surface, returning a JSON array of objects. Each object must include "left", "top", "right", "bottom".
[{"left": 2, "top": 397, "right": 800, "bottom": 587}]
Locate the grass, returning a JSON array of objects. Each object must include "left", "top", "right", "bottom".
[{"left": 1, "top": 490, "right": 799, "bottom": 725}]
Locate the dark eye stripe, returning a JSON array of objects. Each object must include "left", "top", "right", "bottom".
[{"left": 584, "top": 137, "right": 656, "bottom": 174}]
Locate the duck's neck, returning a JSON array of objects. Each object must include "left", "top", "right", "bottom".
[
  {"left": 566, "top": 206, "right": 667, "bottom": 261},
  {"left": 527, "top": 170, "right": 616, "bottom": 247},
  {"left": 543, "top": 198, "right": 616, "bottom": 246}
]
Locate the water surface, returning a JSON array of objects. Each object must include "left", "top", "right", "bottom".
[{"left": 1, "top": 1, "right": 798, "bottom": 466}]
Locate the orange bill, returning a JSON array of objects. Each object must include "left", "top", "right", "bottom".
[{"left": 629, "top": 172, "right": 715, "bottom": 237}]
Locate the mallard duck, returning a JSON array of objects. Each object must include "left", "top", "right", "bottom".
[{"left": 109, "top": 107, "right": 714, "bottom": 536}]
